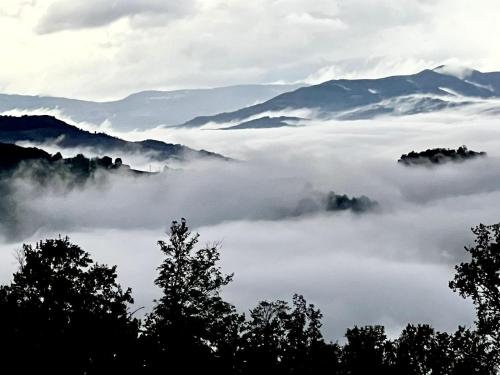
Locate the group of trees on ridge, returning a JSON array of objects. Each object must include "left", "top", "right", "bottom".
[
  {"left": 0, "top": 141, "right": 144, "bottom": 181},
  {"left": 398, "top": 145, "right": 486, "bottom": 166},
  {"left": 1, "top": 219, "right": 500, "bottom": 374}
]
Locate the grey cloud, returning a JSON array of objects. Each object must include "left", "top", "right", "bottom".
[
  {"left": 2, "top": 0, "right": 497, "bottom": 100},
  {"left": 36, "top": 0, "right": 195, "bottom": 34},
  {"left": 1, "top": 111, "right": 500, "bottom": 340}
]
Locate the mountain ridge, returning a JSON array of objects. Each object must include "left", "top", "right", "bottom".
[
  {"left": 0, "top": 84, "right": 304, "bottom": 130},
  {"left": 0, "top": 115, "right": 225, "bottom": 161},
  {"left": 180, "top": 67, "right": 500, "bottom": 129}
]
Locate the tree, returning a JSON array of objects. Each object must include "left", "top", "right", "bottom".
[
  {"left": 283, "top": 294, "right": 329, "bottom": 374},
  {"left": 392, "top": 324, "right": 436, "bottom": 375},
  {"left": 450, "top": 326, "right": 496, "bottom": 375},
  {"left": 0, "top": 237, "right": 139, "bottom": 375},
  {"left": 449, "top": 223, "right": 500, "bottom": 365},
  {"left": 241, "top": 299, "right": 290, "bottom": 374},
  {"left": 142, "top": 219, "right": 241, "bottom": 374},
  {"left": 341, "top": 325, "right": 391, "bottom": 375},
  {"left": 391, "top": 324, "right": 455, "bottom": 375},
  {"left": 241, "top": 294, "right": 335, "bottom": 375}
]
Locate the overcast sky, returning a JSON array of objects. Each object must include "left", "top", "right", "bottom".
[{"left": 1, "top": 0, "right": 499, "bottom": 100}]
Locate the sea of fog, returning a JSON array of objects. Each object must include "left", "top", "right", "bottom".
[{"left": 3, "top": 108, "right": 500, "bottom": 340}]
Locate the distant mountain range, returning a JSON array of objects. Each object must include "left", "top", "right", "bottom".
[
  {"left": 0, "top": 84, "right": 303, "bottom": 131},
  {"left": 0, "top": 115, "right": 224, "bottom": 162},
  {"left": 3, "top": 67, "right": 500, "bottom": 132},
  {"left": 180, "top": 66, "right": 500, "bottom": 129}
]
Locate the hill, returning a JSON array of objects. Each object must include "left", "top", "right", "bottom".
[{"left": 0, "top": 115, "right": 225, "bottom": 161}]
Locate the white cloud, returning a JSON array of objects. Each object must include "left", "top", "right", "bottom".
[
  {"left": 434, "top": 63, "right": 474, "bottom": 79},
  {"left": 1, "top": 111, "right": 500, "bottom": 339},
  {"left": 0, "top": 0, "right": 499, "bottom": 99}
]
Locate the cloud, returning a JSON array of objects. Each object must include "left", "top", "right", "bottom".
[
  {"left": 2, "top": 110, "right": 500, "bottom": 340},
  {"left": 0, "top": 0, "right": 499, "bottom": 99},
  {"left": 434, "top": 64, "right": 475, "bottom": 79},
  {"left": 35, "top": 0, "right": 195, "bottom": 34}
]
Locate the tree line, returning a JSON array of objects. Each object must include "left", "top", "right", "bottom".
[{"left": 0, "top": 219, "right": 499, "bottom": 374}]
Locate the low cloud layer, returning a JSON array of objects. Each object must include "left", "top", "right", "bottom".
[{"left": 1, "top": 110, "right": 500, "bottom": 340}]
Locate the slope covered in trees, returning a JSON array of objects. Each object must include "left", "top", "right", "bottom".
[
  {"left": 0, "top": 115, "right": 225, "bottom": 161},
  {"left": 0, "top": 142, "right": 146, "bottom": 179},
  {"left": 0, "top": 219, "right": 499, "bottom": 374}
]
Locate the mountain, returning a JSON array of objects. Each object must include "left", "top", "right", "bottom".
[
  {"left": 0, "top": 84, "right": 303, "bottom": 130},
  {"left": 0, "top": 115, "right": 225, "bottom": 161},
  {"left": 180, "top": 67, "right": 500, "bottom": 128}
]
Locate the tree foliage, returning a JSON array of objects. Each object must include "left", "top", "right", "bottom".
[
  {"left": 0, "top": 237, "right": 139, "bottom": 374},
  {"left": 0, "top": 219, "right": 500, "bottom": 374},
  {"left": 142, "top": 218, "right": 242, "bottom": 373},
  {"left": 450, "top": 223, "right": 500, "bottom": 365}
]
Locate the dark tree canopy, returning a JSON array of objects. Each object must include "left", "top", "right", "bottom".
[
  {"left": 240, "top": 294, "right": 337, "bottom": 375},
  {"left": 450, "top": 223, "right": 500, "bottom": 365},
  {"left": 142, "top": 218, "right": 242, "bottom": 373},
  {"left": 0, "top": 219, "right": 499, "bottom": 374},
  {"left": 0, "top": 237, "right": 139, "bottom": 375},
  {"left": 325, "top": 191, "right": 378, "bottom": 213},
  {"left": 398, "top": 145, "right": 486, "bottom": 166}
]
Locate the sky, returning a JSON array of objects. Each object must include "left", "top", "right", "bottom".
[{"left": 0, "top": 0, "right": 500, "bottom": 100}]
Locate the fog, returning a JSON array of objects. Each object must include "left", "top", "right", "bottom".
[{"left": 3, "top": 109, "right": 500, "bottom": 340}]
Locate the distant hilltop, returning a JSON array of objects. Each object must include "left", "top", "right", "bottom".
[
  {"left": 0, "top": 115, "right": 226, "bottom": 161},
  {"left": 398, "top": 146, "right": 486, "bottom": 166},
  {"left": 2, "top": 66, "right": 500, "bottom": 131}
]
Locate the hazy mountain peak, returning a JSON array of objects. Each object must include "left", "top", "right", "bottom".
[{"left": 180, "top": 66, "right": 500, "bottom": 129}]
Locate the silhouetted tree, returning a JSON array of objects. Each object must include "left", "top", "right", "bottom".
[
  {"left": 241, "top": 294, "right": 336, "bottom": 375},
  {"left": 0, "top": 237, "right": 139, "bottom": 375},
  {"left": 283, "top": 294, "right": 329, "bottom": 374},
  {"left": 3, "top": 219, "right": 500, "bottom": 374},
  {"left": 391, "top": 324, "right": 458, "bottom": 375},
  {"left": 241, "top": 299, "right": 290, "bottom": 374},
  {"left": 341, "top": 325, "right": 392, "bottom": 375},
  {"left": 450, "top": 326, "right": 496, "bottom": 375},
  {"left": 142, "top": 219, "right": 241, "bottom": 374},
  {"left": 392, "top": 324, "right": 436, "bottom": 375},
  {"left": 450, "top": 223, "right": 500, "bottom": 365}
]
